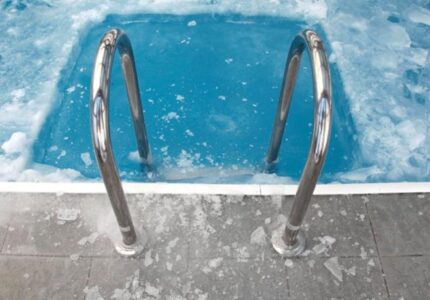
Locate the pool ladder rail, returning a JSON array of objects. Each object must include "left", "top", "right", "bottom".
[
  {"left": 90, "top": 29, "right": 150, "bottom": 256},
  {"left": 90, "top": 28, "right": 332, "bottom": 257},
  {"left": 266, "top": 30, "right": 332, "bottom": 257}
]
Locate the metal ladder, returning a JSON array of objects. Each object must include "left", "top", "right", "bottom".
[
  {"left": 90, "top": 28, "right": 331, "bottom": 257},
  {"left": 267, "top": 29, "right": 332, "bottom": 256},
  {"left": 90, "top": 29, "right": 150, "bottom": 256}
]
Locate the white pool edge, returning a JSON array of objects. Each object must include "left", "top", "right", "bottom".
[{"left": 0, "top": 182, "right": 428, "bottom": 195}]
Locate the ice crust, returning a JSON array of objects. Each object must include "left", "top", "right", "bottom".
[{"left": 0, "top": 0, "right": 429, "bottom": 182}]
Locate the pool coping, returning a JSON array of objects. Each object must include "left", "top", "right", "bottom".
[{"left": 0, "top": 182, "right": 428, "bottom": 195}]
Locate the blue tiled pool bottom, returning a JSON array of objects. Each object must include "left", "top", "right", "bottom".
[{"left": 33, "top": 14, "right": 358, "bottom": 183}]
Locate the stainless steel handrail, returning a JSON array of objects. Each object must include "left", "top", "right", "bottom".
[
  {"left": 267, "top": 30, "right": 332, "bottom": 257},
  {"left": 90, "top": 28, "right": 150, "bottom": 256}
]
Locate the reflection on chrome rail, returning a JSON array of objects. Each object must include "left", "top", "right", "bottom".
[
  {"left": 267, "top": 30, "right": 332, "bottom": 257},
  {"left": 90, "top": 28, "right": 150, "bottom": 256}
]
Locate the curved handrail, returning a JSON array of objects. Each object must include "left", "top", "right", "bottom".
[
  {"left": 267, "top": 30, "right": 332, "bottom": 256},
  {"left": 90, "top": 29, "right": 150, "bottom": 252}
]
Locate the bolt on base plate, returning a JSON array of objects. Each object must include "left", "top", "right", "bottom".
[
  {"left": 114, "top": 229, "right": 148, "bottom": 257},
  {"left": 271, "top": 228, "right": 306, "bottom": 257}
]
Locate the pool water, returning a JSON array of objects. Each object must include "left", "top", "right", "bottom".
[{"left": 33, "top": 14, "right": 358, "bottom": 183}]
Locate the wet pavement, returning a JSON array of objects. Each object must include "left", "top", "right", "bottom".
[{"left": 0, "top": 192, "right": 428, "bottom": 299}]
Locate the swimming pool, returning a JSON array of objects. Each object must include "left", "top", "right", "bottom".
[
  {"left": 32, "top": 13, "right": 355, "bottom": 183},
  {"left": 1, "top": 1, "right": 429, "bottom": 184}
]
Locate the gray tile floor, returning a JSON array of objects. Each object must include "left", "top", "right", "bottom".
[{"left": 0, "top": 192, "right": 428, "bottom": 299}]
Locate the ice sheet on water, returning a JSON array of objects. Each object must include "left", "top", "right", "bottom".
[{"left": 0, "top": 0, "right": 428, "bottom": 182}]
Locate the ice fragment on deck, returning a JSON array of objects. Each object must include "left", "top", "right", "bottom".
[
  {"left": 250, "top": 226, "right": 266, "bottom": 245},
  {"left": 78, "top": 232, "right": 99, "bottom": 246},
  {"left": 56, "top": 208, "right": 80, "bottom": 222},
  {"left": 324, "top": 257, "right": 343, "bottom": 282},
  {"left": 70, "top": 253, "right": 80, "bottom": 261},
  {"left": 209, "top": 257, "right": 223, "bottom": 269},
  {"left": 144, "top": 249, "right": 153, "bottom": 267},
  {"left": 84, "top": 286, "right": 103, "bottom": 300},
  {"left": 202, "top": 257, "right": 223, "bottom": 274},
  {"left": 312, "top": 235, "right": 336, "bottom": 254},
  {"left": 285, "top": 259, "right": 294, "bottom": 268},
  {"left": 360, "top": 246, "right": 368, "bottom": 259}
]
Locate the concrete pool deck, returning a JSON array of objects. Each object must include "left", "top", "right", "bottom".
[{"left": 0, "top": 191, "right": 429, "bottom": 299}]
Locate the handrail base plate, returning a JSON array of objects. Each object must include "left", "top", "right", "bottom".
[
  {"left": 114, "top": 229, "right": 148, "bottom": 257},
  {"left": 271, "top": 227, "right": 306, "bottom": 257}
]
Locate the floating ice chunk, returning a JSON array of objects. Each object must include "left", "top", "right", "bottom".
[
  {"left": 57, "top": 208, "right": 80, "bottom": 222},
  {"left": 250, "top": 226, "right": 266, "bottom": 246},
  {"left": 80, "top": 152, "right": 92, "bottom": 168},
  {"left": 10, "top": 88, "right": 26, "bottom": 100},
  {"left": 127, "top": 150, "right": 140, "bottom": 160},
  {"left": 185, "top": 129, "right": 194, "bottom": 137},
  {"left": 187, "top": 20, "right": 197, "bottom": 27},
  {"left": 218, "top": 95, "right": 226, "bottom": 101},
  {"left": 337, "top": 166, "right": 384, "bottom": 182},
  {"left": 324, "top": 257, "right": 343, "bottom": 282},
  {"left": 66, "top": 86, "right": 76, "bottom": 94},
  {"left": 176, "top": 94, "right": 185, "bottom": 102},
  {"left": 396, "top": 120, "right": 425, "bottom": 151},
  {"left": 224, "top": 58, "right": 234, "bottom": 64},
  {"left": 1, "top": 132, "right": 27, "bottom": 154},
  {"left": 406, "top": 48, "right": 429, "bottom": 67},
  {"left": 373, "top": 21, "right": 411, "bottom": 49},
  {"left": 406, "top": 5, "right": 430, "bottom": 26},
  {"left": 162, "top": 112, "right": 180, "bottom": 122},
  {"left": 293, "top": 0, "right": 327, "bottom": 19},
  {"left": 57, "top": 150, "right": 66, "bottom": 160}
]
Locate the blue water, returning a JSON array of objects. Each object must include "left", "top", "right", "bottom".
[{"left": 33, "top": 14, "right": 358, "bottom": 183}]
